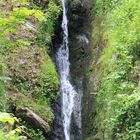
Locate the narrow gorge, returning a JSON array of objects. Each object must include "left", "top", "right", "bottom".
[
  {"left": 53, "top": 0, "right": 82, "bottom": 139},
  {"left": 51, "top": 0, "right": 94, "bottom": 140},
  {"left": 0, "top": 0, "right": 139, "bottom": 140}
]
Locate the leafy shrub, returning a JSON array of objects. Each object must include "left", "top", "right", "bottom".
[
  {"left": 12, "top": 7, "right": 45, "bottom": 22},
  {"left": 12, "top": 0, "right": 27, "bottom": 6},
  {"left": 0, "top": 112, "right": 46, "bottom": 140},
  {"left": 0, "top": 130, "right": 20, "bottom": 140},
  {"left": 36, "top": 1, "right": 61, "bottom": 48},
  {"left": 113, "top": 99, "right": 140, "bottom": 140},
  {"left": 92, "top": 0, "right": 140, "bottom": 139},
  {"left": 26, "top": 128, "right": 46, "bottom": 140},
  {"left": 0, "top": 112, "right": 25, "bottom": 140}
]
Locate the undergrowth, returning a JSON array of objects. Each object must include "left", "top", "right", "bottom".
[
  {"left": 0, "top": 0, "right": 61, "bottom": 139},
  {"left": 91, "top": 0, "right": 140, "bottom": 139}
]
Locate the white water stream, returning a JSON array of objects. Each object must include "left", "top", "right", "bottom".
[{"left": 55, "top": 0, "right": 81, "bottom": 140}]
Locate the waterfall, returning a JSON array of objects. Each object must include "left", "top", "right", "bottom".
[{"left": 55, "top": 0, "right": 81, "bottom": 140}]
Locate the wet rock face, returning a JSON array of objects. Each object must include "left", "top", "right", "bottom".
[
  {"left": 68, "top": 0, "right": 95, "bottom": 139},
  {"left": 68, "top": 0, "right": 94, "bottom": 80},
  {"left": 50, "top": 98, "right": 64, "bottom": 140},
  {"left": 51, "top": 0, "right": 95, "bottom": 139}
]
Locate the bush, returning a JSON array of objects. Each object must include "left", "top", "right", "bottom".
[
  {"left": 0, "top": 112, "right": 25, "bottom": 140},
  {"left": 0, "top": 62, "right": 9, "bottom": 111}
]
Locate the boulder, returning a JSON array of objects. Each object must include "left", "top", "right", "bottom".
[{"left": 15, "top": 107, "right": 50, "bottom": 134}]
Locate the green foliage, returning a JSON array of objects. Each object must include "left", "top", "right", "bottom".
[
  {"left": 26, "top": 128, "right": 46, "bottom": 140},
  {"left": 0, "top": 112, "right": 46, "bottom": 140},
  {"left": 19, "top": 119, "right": 46, "bottom": 140},
  {"left": 113, "top": 99, "right": 140, "bottom": 140},
  {"left": 0, "top": 130, "right": 20, "bottom": 140},
  {"left": 92, "top": 0, "right": 140, "bottom": 139},
  {"left": 0, "top": 112, "right": 25, "bottom": 140},
  {"left": 0, "top": 16, "right": 15, "bottom": 49},
  {"left": 12, "top": 0, "right": 27, "bottom": 6},
  {"left": 9, "top": 50, "right": 59, "bottom": 122},
  {"left": 16, "top": 39, "right": 31, "bottom": 48},
  {"left": 0, "top": 0, "right": 60, "bottom": 124},
  {"left": 36, "top": 1, "right": 61, "bottom": 48},
  {"left": 44, "top": 1, "right": 61, "bottom": 35},
  {"left": 0, "top": 112, "right": 15, "bottom": 125},
  {"left": 0, "top": 0, "right": 47, "bottom": 50},
  {"left": 37, "top": 54, "right": 59, "bottom": 102},
  {"left": 0, "top": 0, "right": 61, "bottom": 50},
  {"left": 94, "top": 0, "right": 120, "bottom": 15},
  {"left": 12, "top": 7, "right": 45, "bottom": 22},
  {"left": 0, "top": 0, "right": 61, "bottom": 139},
  {"left": 0, "top": 62, "right": 9, "bottom": 111}
]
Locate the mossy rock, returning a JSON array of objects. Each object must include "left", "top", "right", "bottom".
[{"left": 9, "top": 93, "right": 54, "bottom": 123}]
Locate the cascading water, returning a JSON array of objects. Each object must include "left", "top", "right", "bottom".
[{"left": 55, "top": 0, "right": 82, "bottom": 140}]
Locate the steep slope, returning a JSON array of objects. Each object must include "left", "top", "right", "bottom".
[
  {"left": 85, "top": 0, "right": 140, "bottom": 140},
  {"left": 0, "top": 0, "right": 61, "bottom": 139}
]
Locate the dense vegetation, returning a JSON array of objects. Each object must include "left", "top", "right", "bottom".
[
  {"left": 0, "top": 0, "right": 139, "bottom": 140},
  {"left": 0, "top": 0, "right": 61, "bottom": 139},
  {"left": 88, "top": 0, "right": 140, "bottom": 139}
]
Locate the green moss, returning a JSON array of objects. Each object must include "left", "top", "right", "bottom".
[
  {"left": 12, "top": 7, "right": 45, "bottom": 22},
  {"left": 7, "top": 46, "right": 59, "bottom": 123},
  {"left": 0, "top": 129, "right": 20, "bottom": 140},
  {"left": 36, "top": 54, "right": 59, "bottom": 102},
  {"left": 12, "top": 52, "right": 60, "bottom": 123},
  {"left": 12, "top": 94, "right": 54, "bottom": 123}
]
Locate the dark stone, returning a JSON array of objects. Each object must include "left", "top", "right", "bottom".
[
  {"left": 49, "top": 97, "right": 64, "bottom": 140},
  {"left": 51, "top": 0, "right": 95, "bottom": 139}
]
